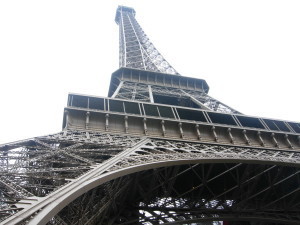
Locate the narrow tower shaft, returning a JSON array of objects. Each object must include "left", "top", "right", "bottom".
[{"left": 115, "top": 6, "right": 178, "bottom": 75}]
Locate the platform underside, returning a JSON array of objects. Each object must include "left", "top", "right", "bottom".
[
  {"left": 54, "top": 163, "right": 300, "bottom": 225},
  {"left": 1, "top": 130, "right": 300, "bottom": 224}
]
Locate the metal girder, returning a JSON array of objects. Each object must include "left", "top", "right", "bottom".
[
  {"left": 103, "top": 163, "right": 300, "bottom": 225},
  {"left": 1, "top": 134, "right": 300, "bottom": 224},
  {"left": 0, "top": 131, "right": 143, "bottom": 224},
  {"left": 115, "top": 6, "right": 179, "bottom": 75},
  {"left": 113, "top": 81, "right": 151, "bottom": 102},
  {"left": 109, "top": 78, "right": 241, "bottom": 113},
  {"left": 65, "top": 94, "right": 300, "bottom": 151},
  {"left": 184, "top": 89, "right": 241, "bottom": 114},
  {"left": 110, "top": 140, "right": 300, "bottom": 171},
  {"left": 43, "top": 159, "right": 300, "bottom": 225}
]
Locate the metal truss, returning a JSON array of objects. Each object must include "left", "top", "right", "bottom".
[
  {"left": 47, "top": 176, "right": 131, "bottom": 225},
  {"left": 184, "top": 90, "right": 241, "bottom": 114},
  {"left": 113, "top": 81, "right": 151, "bottom": 102},
  {"left": 150, "top": 85, "right": 241, "bottom": 113},
  {"left": 0, "top": 130, "right": 142, "bottom": 224},
  {"left": 115, "top": 6, "right": 179, "bottom": 75},
  {"left": 113, "top": 5, "right": 241, "bottom": 114},
  {"left": 1, "top": 133, "right": 300, "bottom": 224},
  {"left": 111, "top": 79, "right": 241, "bottom": 113},
  {"left": 48, "top": 139, "right": 300, "bottom": 225},
  {"left": 110, "top": 139, "right": 300, "bottom": 170},
  {"left": 106, "top": 163, "right": 300, "bottom": 225}
]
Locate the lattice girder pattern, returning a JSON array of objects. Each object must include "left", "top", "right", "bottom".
[
  {"left": 2, "top": 134, "right": 299, "bottom": 224},
  {"left": 42, "top": 138, "right": 300, "bottom": 225},
  {"left": 115, "top": 6, "right": 178, "bottom": 75},
  {"left": 0, "top": 130, "right": 142, "bottom": 223},
  {"left": 111, "top": 79, "right": 241, "bottom": 114},
  {"left": 109, "top": 67, "right": 241, "bottom": 114},
  {"left": 110, "top": 164, "right": 300, "bottom": 225},
  {"left": 113, "top": 81, "right": 151, "bottom": 102},
  {"left": 113, "top": 4, "right": 242, "bottom": 114}
]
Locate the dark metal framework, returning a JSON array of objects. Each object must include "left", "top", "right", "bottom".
[{"left": 0, "top": 5, "right": 300, "bottom": 225}]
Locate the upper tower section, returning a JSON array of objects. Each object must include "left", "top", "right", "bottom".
[
  {"left": 115, "top": 5, "right": 136, "bottom": 24},
  {"left": 110, "top": 6, "right": 241, "bottom": 114},
  {"left": 115, "top": 6, "right": 179, "bottom": 75}
]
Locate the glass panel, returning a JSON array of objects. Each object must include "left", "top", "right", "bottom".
[
  {"left": 109, "top": 100, "right": 124, "bottom": 113},
  {"left": 144, "top": 104, "right": 159, "bottom": 117},
  {"left": 89, "top": 97, "right": 104, "bottom": 110},
  {"left": 176, "top": 108, "right": 207, "bottom": 122},
  {"left": 124, "top": 102, "right": 140, "bottom": 114},
  {"left": 288, "top": 122, "right": 300, "bottom": 133},
  {"left": 263, "top": 119, "right": 279, "bottom": 131},
  {"left": 158, "top": 106, "right": 174, "bottom": 118},
  {"left": 72, "top": 95, "right": 88, "bottom": 108},
  {"left": 207, "top": 112, "right": 237, "bottom": 126},
  {"left": 274, "top": 121, "right": 290, "bottom": 132},
  {"left": 236, "top": 116, "right": 265, "bottom": 129}
]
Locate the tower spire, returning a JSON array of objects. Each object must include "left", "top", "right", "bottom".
[{"left": 115, "top": 5, "right": 179, "bottom": 75}]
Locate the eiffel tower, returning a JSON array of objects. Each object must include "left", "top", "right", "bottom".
[{"left": 1, "top": 5, "right": 300, "bottom": 225}]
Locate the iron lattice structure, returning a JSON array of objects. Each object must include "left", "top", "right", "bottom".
[
  {"left": 115, "top": 7, "right": 178, "bottom": 75},
  {"left": 1, "top": 5, "right": 300, "bottom": 225}
]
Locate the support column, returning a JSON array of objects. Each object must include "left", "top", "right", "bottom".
[
  {"left": 111, "top": 81, "right": 124, "bottom": 98},
  {"left": 148, "top": 85, "right": 154, "bottom": 103},
  {"left": 181, "top": 90, "right": 211, "bottom": 110}
]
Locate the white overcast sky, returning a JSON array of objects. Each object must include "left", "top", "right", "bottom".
[{"left": 0, "top": 0, "right": 299, "bottom": 144}]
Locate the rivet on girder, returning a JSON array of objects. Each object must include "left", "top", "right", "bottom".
[
  {"left": 143, "top": 118, "right": 148, "bottom": 135},
  {"left": 195, "top": 124, "right": 201, "bottom": 140},
  {"left": 85, "top": 112, "right": 90, "bottom": 130},
  {"left": 124, "top": 116, "right": 129, "bottom": 133},
  {"left": 285, "top": 134, "right": 293, "bottom": 149},
  {"left": 227, "top": 128, "right": 234, "bottom": 144},
  {"left": 178, "top": 123, "right": 184, "bottom": 139},
  {"left": 105, "top": 114, "right": 110, "bottom": 131},
  {"left": 161, "top": 120, "right": 166, "bottom": 137},
  {"left": 257, "top": 131, "right": 265, "bottom": 147},
  {"left": 212, "top": 126, "right": 218, "bottom": 142},
  {"left": 243, "top": 130, "right": 251, "bottom": 145},
  {"left": 271, "top": 133, "right": 279, "bottom": 148}
]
